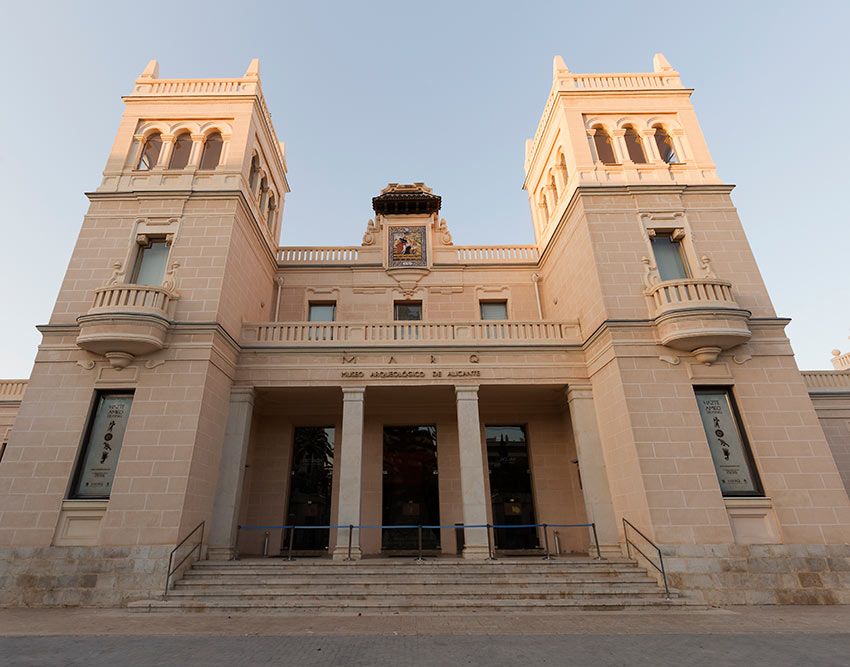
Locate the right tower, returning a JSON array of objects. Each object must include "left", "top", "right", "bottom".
[{"left": 525, "top": 54, "right": 850, "bottom": 604}]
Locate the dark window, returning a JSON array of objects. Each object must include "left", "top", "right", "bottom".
[
  {"left": 137, "top": 132, "right": 162, "bottom": 170},
  {"left": 199, "top": 132, "right": 223, "bottom": 170},
  {"left": 131, "top": 239, "right": 169, "bottom": 286},
  {"left": 248, "top": 154, "right": 260, "bottom": 190},
  {"left": 394, "top": 301, "right": 422, "bottom": 321},
  {"left": 592, "top": 127, "right": 617, "bottom": 164},
  {"left": 308, "top": 302, "right": 336, "bottom": 322},
  {"left": 486, "top": 425, "right": 538, "bottom": 550},
  {"left": 624, "top": 127, "right": 647, "bottom": 163},
  {"left": 654, "top": 126, "right": 679, "bottom": 164},
  {"left": 480, "top": 301, "right": 508, "bottom": 320},
  {"left": 694, "top": 388, "right": 763, "bottom": 497},
  {"left": 650, "top": 233, "right": 689, "bottom": 281},
  {"left": 70, "top": 392, "right": 134, "bottom": 499},
  {"left": 285, "top": 427, "right": 335, "bottom": 550},
  {"left": 168, "top": 133, "right": 192, "bottom": 169}
]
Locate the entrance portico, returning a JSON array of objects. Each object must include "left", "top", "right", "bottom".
[{"left": 208, "top": 382, "right": 618, "bottom": 561}]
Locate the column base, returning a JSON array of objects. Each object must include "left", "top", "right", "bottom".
[
  {"left": 597, "top": 543, "right": 625, "bottom": 559},
  {"left": 331, "top": 545, "right": 362, "bottom": 561},
  {"left": 462, "top": 544, "right": 492, "bottom": 560},
  {"left": 207, "top": 546, "right": 238, "bottom": 561}
]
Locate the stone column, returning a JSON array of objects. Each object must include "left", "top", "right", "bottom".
[
  {"left": 566, "top": 385, "right": 621, "bottom": 557},
  {"left": 611, "top": 129, "right": 631, "bottom": 165},
  {"left": 641, "top": 129, "right": 662, "bottom": 163},
  {"left": 157, "top": 134, "right": 175, "bottom": 169},
  {"left": 207, "top": 386, "right": 255, "bottom": 560},
  {"left": 455, "top": 385, "right": 490, "bottom": 559},
  {"left": 332, "top": 386, "right": 366, "bottom": 560}
]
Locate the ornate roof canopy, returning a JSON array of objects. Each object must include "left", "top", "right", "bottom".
[{"left": 372, "top": 183, "right": 441, "bottom": 216}]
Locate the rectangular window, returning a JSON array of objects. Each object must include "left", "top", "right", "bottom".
[
  {"left": 71, "top": 392, "right": 134, "bottom": 499},
  {"left": 131, "top": 239, "right": 169, "bottom": 286},
  {"left": 650, "top": 233, "right": 689, "bottom": 281},
  {"left": 480, "top": 301, "right": 508, "bottom": 320},
  {"left": 308, "top": 302, "right": 336, "bottom": 322},
  {"left": 694, "top": 387, "right": 763, "bottom": 497},
  {"left": 485, "top": 425, "right": 538, "bottom": 550},
  {"left": 394, "top": 301, "right": 422, "bottom": 321}
]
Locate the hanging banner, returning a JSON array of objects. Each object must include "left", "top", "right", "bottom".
[
  {"left": 695, "top": 389, "right": 760, "bottom": 496},
  {"left": 73, "top": 393, "right": 133, "bottom": 498}
]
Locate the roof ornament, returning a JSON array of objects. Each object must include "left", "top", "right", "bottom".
[
  {"left": 652, "top": 53, "right": 675, "bottom": 73},
  {"left": 139, "top": 59, "right": 159, "bottom": 80}
]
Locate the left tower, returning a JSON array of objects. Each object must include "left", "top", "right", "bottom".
[{"left": 0, "top": 60, "right": 288, "bottom": 605}]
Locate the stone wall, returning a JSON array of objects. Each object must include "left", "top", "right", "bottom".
[
  {"left": 662, "top": 544, "right": 850, "bottom": 605},
  {"left": 0, "top": 545, "right": 170, "bottom": 607}
]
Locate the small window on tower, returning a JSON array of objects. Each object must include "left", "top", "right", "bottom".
[
  {"left": 650, "top": 232, "right": 689, "bottom": 281},
  {"left": 249, "top": 154, "right": 261, "bottom": 190},
  {"left": 480, "top": 301, "right": 508, "bottom": 320},
  {"left": 592, "top": 126, "right": 617, "bottom": 164},
  {"left": 199, "top": 132, "right": 223, "bottom": 170},
  {"left": 168, "top": 133, "right": 192, "bottom": 170},
  {"left": 132, "top": 238, "right": 169, "bottom": 286},
  {"left": 137, "top": 132, "right": 162, "bottom": 170}
]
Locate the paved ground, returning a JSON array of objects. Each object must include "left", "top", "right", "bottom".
[{"left": 2, "top": 606, "right": 850, "bottom": 666}]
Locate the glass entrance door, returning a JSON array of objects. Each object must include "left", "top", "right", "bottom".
[
  {"left": 285, "top": 426, "right": 335, "bottom": 551},
  {"left": 382, "top": 425, "right": 440, "bottom": 551},
  {"left": 486, "top": 425, "right": 539, "bottom": 550}
]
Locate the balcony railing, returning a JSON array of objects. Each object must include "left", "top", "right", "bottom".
[
  {"left": 646, "top": 278, "right": 737, "bottom": 316},
  {"left": 801, "top": 371, "right": 850, "bottom": 391},
  {"left": 831, "top": 352, "right": 850, "bottom": 371},
  {"left": 454, "top": 245, "right": 539, "bottom": 264},
  {"left": 242, "top": 320, "right": 580, "bottom": 346},
  {"left": 0, "top": 380, "right": 27, "bottom": 400},
  {"left": 277, "top": 246, "right": 360, "bottom": 264},
  {"left": 88, "top": 284, "right": 176, "bottom": 318}
]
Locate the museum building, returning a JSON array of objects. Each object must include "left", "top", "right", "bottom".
[{"left": 1, "top": 55, "right": 850, "bottom": 609}]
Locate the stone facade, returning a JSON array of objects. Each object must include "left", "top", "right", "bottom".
[{"left": 1, "top": 55, "right": 850, "bottom": 607}]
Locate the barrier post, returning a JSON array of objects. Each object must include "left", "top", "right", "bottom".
[
  {"left": 234, "top": 525, "right": 241, "bottom": 561},
  {"left": 346, "top": 524, "right": 353, "bottom": 561},
  {"left": 416, "top": 525, "right": 424, "bottom": 563},
  {"left": 287, "top": 526, "right": 295, "bottom": 561},
  {"left": 487, "top": 524, "right": 495, "bottom": 560},
  {"left": 591, "top": 522, "right": 602, "bottom": 560},
  {"left": 542, "top": 523, "right": 551, "bottom": 560}
]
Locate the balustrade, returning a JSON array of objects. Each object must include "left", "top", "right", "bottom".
[
  {"left": 244, "top": 320, "right": 579, "bottom": 346},
  {"left": 646, "top": 278, "right": 737, "bottom": 317}
]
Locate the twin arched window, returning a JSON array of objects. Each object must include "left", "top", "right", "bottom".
[
  {"left": 169, "top": 133, "right": 192, "bottom": 169},
  {"left": 624, "top": 127, "right": 647, "bottom": 163},
  {"left": 199, "top": 132, "right": 223, "bottom": 170},
  {"left": 653, "top": 126, "right": 678, "bottom": 163},
  {"left": 592, "top": 126, "right": 617, "bottom": 164},
  {"left": 137, "top": 132, "right": 162, "bottom": 170}
]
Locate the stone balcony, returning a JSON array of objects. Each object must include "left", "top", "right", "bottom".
[
  {"left": 76, "top": 284, "right": 178, "bottom": 368},
  {"left": 645, "top": 278, "right": 751, "bottom": 364},
  {"left": 242, "top": 320, "right": 580, "bottom": 347}
]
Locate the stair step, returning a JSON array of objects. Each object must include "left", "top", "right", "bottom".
[
  {"left": 177, "top": 576, "right": 655, "bottom": 586},
  {"left": 168, "top": 585, "right": 666, "bottom": 597}
]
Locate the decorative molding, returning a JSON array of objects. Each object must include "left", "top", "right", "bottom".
[
  {"left": 352, "top": 287, "right": 387, "bottom": 294},
  {"left": 144, "top": 359, "right": 165, "bottom": 369},
  {"left": 76, "top": 360, "right": 96, "bottom": 371},
  {"left": 659, "top": 354, "right": 680, "bottom": 366},
  {"left": 428, "top": 286, "right": 463, "bottom": 294},
  {"left": 733, "top": 353, "right": 752, "bottom": 365},
  {"left": 686, "top": 361, "right": 732, "bottom": 381}
]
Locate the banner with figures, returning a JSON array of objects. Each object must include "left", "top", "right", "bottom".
[
  {"left": 74, "top": 394, "right": 133, "bottom": 498},
  {"left": 695, "top": 389, "right": 760, "bottom": 496}
]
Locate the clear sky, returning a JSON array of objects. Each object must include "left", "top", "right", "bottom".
[{"left": 0, "top": 0, "right": 848, "bottom": 377}]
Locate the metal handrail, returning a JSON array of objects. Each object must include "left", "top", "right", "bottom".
[
  {"left": 622, "top": 518, "right": 670, "bottom": 598},
  {"left": 164, "top": 520, "right": 205, "bottom": 597},
  {"left": 236, "top": 521, "right": 600, "bottom": 562}
]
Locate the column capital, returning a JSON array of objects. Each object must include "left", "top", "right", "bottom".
[
  {"left": 230, "top": 386, "right": 256, "bottom": 404},
  {"left": 566, "top": 384, "right": 593, "bottom": 403},
  {"left": 342, "top": 386, "right": 366, "bottom": 400},
  {"left": 455, "top": 385, "right": 480, "bottom": 400}
]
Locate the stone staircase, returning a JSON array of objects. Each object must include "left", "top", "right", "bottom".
[{"left": 128, "top": 557, "right": 695, "bottom": 613}]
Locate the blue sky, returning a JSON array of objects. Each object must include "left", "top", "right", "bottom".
[{"left": 0, "top": 1, "right": 848, "bottom": 376}]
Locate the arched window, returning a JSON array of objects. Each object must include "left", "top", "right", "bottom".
[
  {"left": 557, "top": 151, "right": 568, "bottom": 180},
  {"left": 259, "top": 177, "right": 269, "bottom": 209},
  {"left": 624, "top": 127, "right": 647, "bottom": 163},
  {"left": 592, "top": 126, "right": 617, "bottom": 164},
  {"left": 267, "top": 194, "right": 276, "bottom": 230},
  {"left": 137, "top": 132, "right": 162, "bottom": 170},
  {"left": 654, "top": 126, "right": 679, "bottom": 164},
  {"left": 199, "top": 132, "right": 223, "bottom": 170},
  {"left": 248, "top": 154, "right": 260, "bottom": 191},
  {"left": 548, "top": 172, "right": 558, "bottom": 201},
  {"left": 168, "top": 133, "right": 192, "bottom": 170},
  {"left": 538, "top": 191, "right": 549, "bottom": 223}
]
